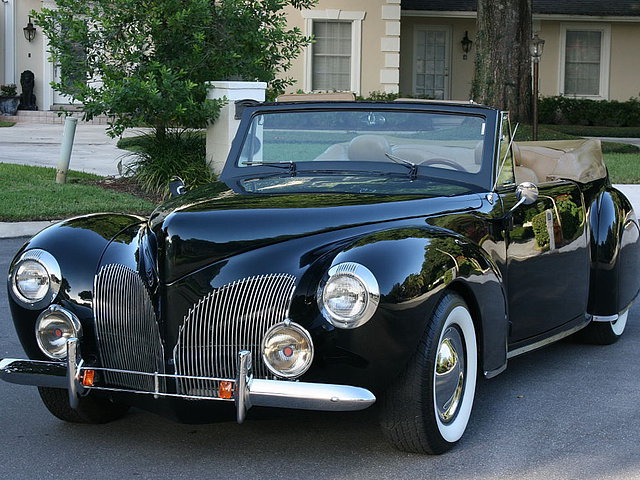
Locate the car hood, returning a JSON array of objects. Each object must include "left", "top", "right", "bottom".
[{"left": 149, "top": 182, "right": 483, "bottom": 283}]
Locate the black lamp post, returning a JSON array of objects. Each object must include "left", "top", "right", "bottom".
[
  {"left": 530, "top": 33, "right": 545, "bottom": 141},
  {"left": 461, "top": 31, "right": 473, "bottom": 60},
  {"left": 23, "top": 16, "right": 37, "bottom": 42}
]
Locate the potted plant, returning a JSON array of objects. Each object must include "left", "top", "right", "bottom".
[{"left": 0, "top": 84, "right": 20, "bottom": 116}]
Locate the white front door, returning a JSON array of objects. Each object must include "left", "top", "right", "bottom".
[{"left": 413, "top": 26, "right": 451, "bottom": 100}]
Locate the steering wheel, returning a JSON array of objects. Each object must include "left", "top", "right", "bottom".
[{"left": 420, "top": 158, "right": 467, "bottom": 172}]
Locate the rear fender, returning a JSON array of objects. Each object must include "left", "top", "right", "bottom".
[{"left": 588, "top": 187, "right": 640, "bottom": 316}]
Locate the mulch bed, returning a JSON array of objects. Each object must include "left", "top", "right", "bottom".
[{"left": 90, "top": 176, "right": 163, "bottom": 204}]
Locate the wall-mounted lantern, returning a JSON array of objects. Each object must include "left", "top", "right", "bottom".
[
  {"left": 461, "top": 31, "right": 473, "bottom": 60},
  {"left": 23, "top": 16, "right": 37, "bottom": 42}
]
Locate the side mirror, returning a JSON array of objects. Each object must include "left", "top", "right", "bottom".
[
  {"left": 510, "top": 182, "right": 539, "bottom": 212},
  {"left": 169, "top": 177, "right": 187, "bottom": 198}
]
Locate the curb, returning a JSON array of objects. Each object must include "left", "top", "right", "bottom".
[{"left": 0, "top": 221, "right": 58, "bottom": 239}]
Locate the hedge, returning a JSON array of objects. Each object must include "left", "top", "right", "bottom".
[{"left": 539, "top": 96, "right": 640, "bottom": 127}]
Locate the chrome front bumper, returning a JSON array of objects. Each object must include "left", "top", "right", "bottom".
[{"left": 0, "top": 339, "right": 376, "bottom": 422}]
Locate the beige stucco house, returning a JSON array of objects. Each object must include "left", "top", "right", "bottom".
[
  {"left": 2, "top": 0, "right": 639, "bottom": 115},
  {"left": 286, "top": 0, "right": 640, "bottom": 101}
]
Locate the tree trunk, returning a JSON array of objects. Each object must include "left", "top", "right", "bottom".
[{"left": 471, "top": 0, "right": 532, "bottom": 123}]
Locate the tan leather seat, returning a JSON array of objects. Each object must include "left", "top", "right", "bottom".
[{"left": 348, "top": 135, "right": 391, "bottom": 162}]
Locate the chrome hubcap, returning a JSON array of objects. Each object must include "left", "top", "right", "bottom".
[{"left": 435, "top": 326, "right": 465, "bottom": 423}]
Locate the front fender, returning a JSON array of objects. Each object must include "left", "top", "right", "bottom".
[
  {"left": 327, "top": 227, "right": 507, "bottom": 384},
  {"left": 7, "top": 213, "right": 145, "bottom": 359}
]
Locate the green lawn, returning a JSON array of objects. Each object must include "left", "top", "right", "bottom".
[
  {"left": 604, "top": 153, "right": 640, "bottom": 184},
  {"left": 0, "top": 163, "right": 155, "bottom": 221},
  {"left": 0, "top": 120, "right": 16, "bottom": 127}
]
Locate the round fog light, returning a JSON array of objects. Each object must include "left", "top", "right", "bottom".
[
  {"left": 262, "top": 321, "right": 313, "bottom": 378},
  {"left": 35, "top": 306, "right": 82, "bottom": 360}
]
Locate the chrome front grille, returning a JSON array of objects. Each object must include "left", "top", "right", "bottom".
[
  {"left": 174, "top": 274, "right": 296, "bottom": 396},
  {"left": 93, "top": 264, "right": 165, "bottom": 392}
]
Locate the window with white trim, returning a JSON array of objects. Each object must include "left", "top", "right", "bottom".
[
  {"left": 302, "top": 10, "right": 365, "bottom": 94},
  {"left": 560, "top": 24, "right": 610, "bottom": 99},
  {"left": 312, "top": 20, "right": 352, "bottom": 91}
]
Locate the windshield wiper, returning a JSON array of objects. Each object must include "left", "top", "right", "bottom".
[
  {"left": 243, "top": 161, "right": 296, "bottom": 175},
  {"left": 385, "top": 153, "right": 418, "bottom": 180}
]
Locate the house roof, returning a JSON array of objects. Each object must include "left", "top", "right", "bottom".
[{"left": 402, "top": 0, "right": 640, "bottom": 17}]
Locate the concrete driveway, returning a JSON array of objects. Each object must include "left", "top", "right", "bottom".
[{"left": 0, "top": 123, "right": 141, "bottom": 176}]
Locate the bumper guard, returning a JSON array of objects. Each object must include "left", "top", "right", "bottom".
[{"left": 0, "top": 338, "right": 376, "bottom": 422}]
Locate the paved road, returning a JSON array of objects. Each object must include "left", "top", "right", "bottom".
[{"left": 1, "top": 236, "right": 640, "bottom": 479}]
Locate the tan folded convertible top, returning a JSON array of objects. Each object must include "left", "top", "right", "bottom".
[{"left": 513, "top": 138, "right": 606, "bottom": 184}]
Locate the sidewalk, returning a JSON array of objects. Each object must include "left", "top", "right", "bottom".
[{"left": 0, "top": 122, "right": 140, "bottom": 177}]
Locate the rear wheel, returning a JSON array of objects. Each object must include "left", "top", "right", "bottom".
[
  {"left": 38, "top": 387, "right": 129, "bottom": 424},
  {"left": 578, "top": 309, "right": 629, "bottom": 345},
  {"left": 380, "top": 292, "right": 477, "bottom": 454}
]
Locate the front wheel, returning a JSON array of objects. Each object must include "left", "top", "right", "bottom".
[
  {"left": 38, "top": 387, "right": 129, "bottom": 424},
  {"left": 380, "top": 292, "right": 477, "bottom": 454}
]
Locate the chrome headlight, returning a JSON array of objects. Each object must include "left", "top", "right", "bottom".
[
  {"left": 35, "top": 305, "right": 81, "bottom": 359},
  {"left": 262, "top": 320, "right": 313, "bottom": 378},
  {"left": 9, "top": 249, "right": 62, "bottom": 309},
  {"left": 318, "top": 262, "right": 380, "bottom": 329}
]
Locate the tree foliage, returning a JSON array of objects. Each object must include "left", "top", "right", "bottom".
[{"left": 34, "top": 0, "right": 316, "bottom": 138}]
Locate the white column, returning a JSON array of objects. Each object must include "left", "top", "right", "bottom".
[
  {"left": 380, "top": 0, "right": 401, "bottom": 94},
  {"left": 42, "top": 0, "right": 56, "bottom": 110},
  {"left": 3, "top": 0, "right": 16, "bottom": 84},
  {"left": 206, "top": 81, "right": 267, "bottom": 175}
]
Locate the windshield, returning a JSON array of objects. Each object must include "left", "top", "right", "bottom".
[{"left": 237, "top": 109, "right": 487, "bottom": 175}]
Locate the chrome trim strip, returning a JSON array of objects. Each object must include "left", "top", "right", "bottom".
[
  {"left": 507, "top": 319, "right": 589, "bottom": 359},
  {"left": 592, "top": 314, "right": 618, "bottom": 323}
]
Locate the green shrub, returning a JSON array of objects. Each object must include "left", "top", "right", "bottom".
[
  {"left": 0, "top": 84, "right": 17, "bottom": 97},
  {"left": 539, "top": 96, "right": 640, "bottom": 127},
  {"left": 124, "top": 129, "right": 212, "bottom": 198},
  {"left": 356, "top": 91, "right": 433, "bottom": 102},
  {"left": 531, "top": 212, "right": 550, "bottom": 250}
]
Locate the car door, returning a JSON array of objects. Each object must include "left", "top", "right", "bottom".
[{"left": 494, "top": 114, "right": 590, "bottom": 343}]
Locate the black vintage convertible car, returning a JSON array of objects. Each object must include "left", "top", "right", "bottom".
[{"left": 2, "top": 101, "right": 639, "bottom": 454}]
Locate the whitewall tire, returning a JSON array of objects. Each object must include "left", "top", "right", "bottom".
[{"left": 380, "top": 292, "right": 478, "bottom": 454}]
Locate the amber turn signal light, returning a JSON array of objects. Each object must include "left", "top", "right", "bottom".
[
  {"left": 81, "top": 369, "right": 96, "bottom": 387},
  {"left": 218, "top": 381, "right": 233, "bottom": 399}
]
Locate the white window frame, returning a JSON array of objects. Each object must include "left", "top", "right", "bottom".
[
  {"left": 412, "top": 25, "right": 452, "bottom": 100},
  {"left": 302, "top": 10, "right": 365, "bottom": 94},
  {"left": 559, "top": 23, "right": 611, "bottom": 100}
]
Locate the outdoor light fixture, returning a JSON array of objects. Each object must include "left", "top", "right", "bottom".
[
  {"left": 23, "top": 16, "right": 37, "bottom": 42},
  {"left": 530, "top": 33, "right": 545, "bottom": 62},
  {"left": 530, "top": 33, "right": 545, "bottom": 141},
  {"left": 461, "top": 31, "right": 473, "bottom": 60}
]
